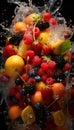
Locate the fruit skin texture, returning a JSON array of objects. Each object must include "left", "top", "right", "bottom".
[
  {"left": 8, "top": 105, "right": 22, "bottom": 120},
  {"left": 52, "top": 83, "right": 66, "bottom": 99},
  {"left": 5, "top": 55, "right": 24, "bottom": 77}
]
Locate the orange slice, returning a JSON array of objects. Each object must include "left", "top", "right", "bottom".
[{"left": 21, "top": 105, "right": 36, "bottom": 124}]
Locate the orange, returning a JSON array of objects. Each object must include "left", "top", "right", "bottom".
[
  {"left": 13, "top": 21, "right": 27, "bottom": 33},
  {"left": 17, "top": 40, "right": 31, "bottom": 58},
  {"left": 52, "top": 83, "right": 66, "bottom": 99},
  {"left": 21, "top": 105, "right": 36, "bottom": 124},
  {"left": 31, "top": 91, "right": 43, "bottom": 104},
  {"left": 36, "top": 81, "right": 47, "bottom": 90},
  {"left": 25, "top": 13, "right": 41, "bottom": 25},
  {"left": 5, "top": 55, "right": 24, "bottom": 77},
  {"left": 8, "top": 105, "right": 22, "bottom": 120}
]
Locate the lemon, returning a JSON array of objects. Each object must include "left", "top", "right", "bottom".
[
  {"left": 52, "top": 110, "right": 66, "bottom": 126},
  {"left": 38, "top": 30, "right": 50, "bottom": 45},
  {"left": 5, "top": 55, "right": 24, "bottom": 77}
]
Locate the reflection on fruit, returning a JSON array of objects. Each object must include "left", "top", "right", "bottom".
[
  {"left": 5, "top": 55, "right": 24, "bottom": 77},
  {"left": 8, "top": 105, "right": 21, "bottom": 120},
  {"left": 21, "top": 105, "right": 36, "bottom": 124}
]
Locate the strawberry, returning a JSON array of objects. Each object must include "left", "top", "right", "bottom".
[
  {"left": 3, "top": 44, "right": 17, "bottom": 57},
  {"left": 41, "top": 88, "right": 53, "bottom": 105},
  {"left": 42, "top": 45, "right": 51, "bottom": 55}
]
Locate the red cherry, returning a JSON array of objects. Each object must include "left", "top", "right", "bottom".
[
  {"left": 43, "top": 12, "right": 52, "bottom": 22},
  {"left": 15, "top": 92, "right": 22, "bottom": 100}
]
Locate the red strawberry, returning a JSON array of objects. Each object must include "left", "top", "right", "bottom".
[
  {"left": 3, "top": 44, "right": 17, "bottom": 57},
  {"left": 41, "top": 88, "right": 53, "bottom": 105},
  {"left": 42, "top": 45, "right": 51, "bottom": 55}
]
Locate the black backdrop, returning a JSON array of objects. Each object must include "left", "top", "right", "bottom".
[
  {"left": 0, "top": 0, "right": 74, "bottom": 130},
  {"left": 0, "top": 0, "right": 74, "bottom": 46}
]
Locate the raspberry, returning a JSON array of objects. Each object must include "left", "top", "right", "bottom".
[
  {"left": 48, "top": 61, "right": 56, "bottom": 69},
  {"left": 21, "top": 73, "right": 29, "bottom": 81},
  {"left": 63, "top": 63, "right": 71, "bottom": 71},
  {"left": 25, "top": 50, "right": 35, "bottom": 60},
  {"left": 23, "top": 33, "right": 33, "bottom": 45},
  {"left": 41, "top": 62, "right": 49, "bottom": 71},
  {"left": 37, "top": 68, "right": 45, "bottom": 76},
  {"left": 23, "top": 64, "right": 32, "bottom": 73},
  {"left": 46, "top": 77, "right": 55, "bottom": 85},
  {"left": 32, "top": 55, "right": 41, "bottom": 66},
  {"left": 15, "top": 85, "right": 23, "bottom": 92},
  {"left": 27, "top": 77, "right": 36, "bottom": 85},
  {"left": 15, "top": 92, "right": 22, "bottom": 100}
]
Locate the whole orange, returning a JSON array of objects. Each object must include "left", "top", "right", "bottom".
[
  {"left": 8, "top": 105, "right": 22, "bottom": 120},
  {"left": 52, "top": 83, "right": 66, "bottom": 99}
]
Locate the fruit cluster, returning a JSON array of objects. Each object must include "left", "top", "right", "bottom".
[{"left": 1, "top": 11, "right": 73, "bottom": 130}]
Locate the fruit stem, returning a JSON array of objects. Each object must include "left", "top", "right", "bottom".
[{"left": 46, "top": 97, "right": 58, "bottom": 109}]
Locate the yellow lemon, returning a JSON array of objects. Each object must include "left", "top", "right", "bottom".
[
  {"left": 38, "top": 30, "right": 50, "bottom": 45},
  {"left": 5, "top": 55, "right": 24, "bottom": 77}
]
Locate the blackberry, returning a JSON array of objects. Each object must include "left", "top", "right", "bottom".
[
  {"left": 36, "top": 21, "right": 50, "bottom": 31},
  {"left": 54, "top": 56, "right": 66, "bottom": 69},
  {"left": 9, "top": 33, "right": 23, "bottom": 45},
  {"left": 20, "top": 88, "right": 27, "bottom": 95},
  {"left": 24, "top": 84, "right": 36, "bottom": 95},
  {"left": 54, "top": 72, "right": 65, "bottom": 82}
]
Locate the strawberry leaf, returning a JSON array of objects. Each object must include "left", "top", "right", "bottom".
[{"left": 60, "top": 40, "right": 71, "bottom": 55}]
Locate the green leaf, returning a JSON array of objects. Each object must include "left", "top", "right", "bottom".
[{"left": 60, "top": 40, "right": 71, "bottom": 55}]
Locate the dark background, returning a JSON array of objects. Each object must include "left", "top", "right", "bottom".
[
  {"left": 0, "top": 0, "right": 74, "bottom": 129},
  {"left": 0, "top": 0, "right": 74, "bottom": 44}
]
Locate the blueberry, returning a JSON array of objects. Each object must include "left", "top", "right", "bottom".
[
  {"left": 28, "top": 70, "right": 36, "bottom": 77},
  {"left": 15, "top": 77, "right": 23, "bottom": 85},
  {"left": 20, "top": 88, "right": 27, "bottom": 95},
  {"left": 34, "top": 75, "right": 41, "bottom": 82}
]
